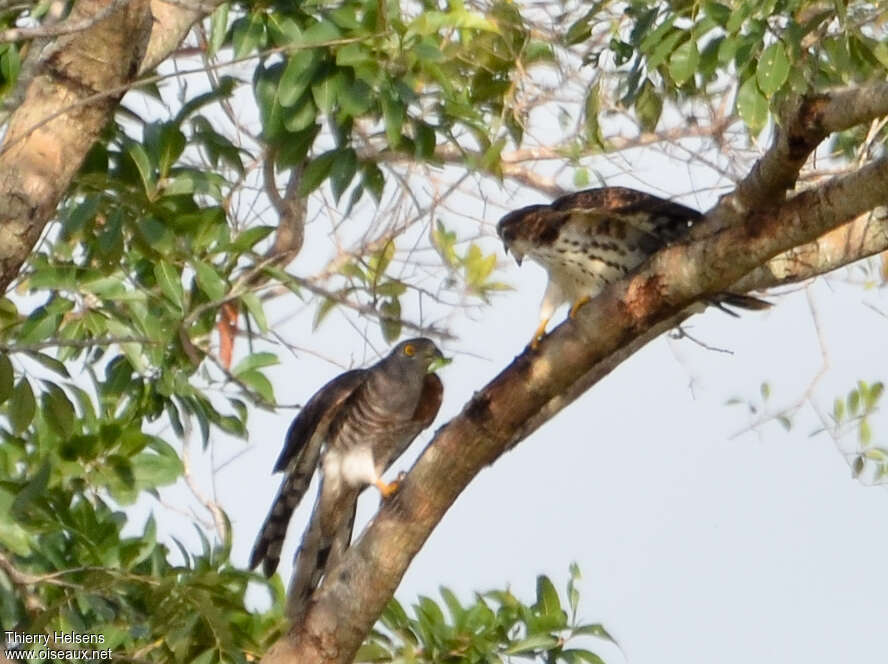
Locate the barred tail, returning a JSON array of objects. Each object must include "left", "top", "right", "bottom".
[
  {"left": 708, "top": 292, "right": 771, "bottom": 316},
  {"left": 249, "top": 471, "right": 313, "bottom": 577}
]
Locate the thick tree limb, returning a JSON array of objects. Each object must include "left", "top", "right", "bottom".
[
  {"left": 143, "top": 0, "right": 222, "bottom": 72},
  {"left": 264, "top": 139, "right": 888, "bottom": 662},
  {"left": 0, "top": 0, "right": 151, "bottom": 292},
  {"left": 0, "top": 0, "right": 133, "bottom": 44},
  {"left": 0, "top": 0, "right": 224, "bottom": 294},
  {"left": 735, "top": 207, "right": 888, "bottom": 291},
  {"left": 729, "top": 82, "right": 888, "bottom": 214}
]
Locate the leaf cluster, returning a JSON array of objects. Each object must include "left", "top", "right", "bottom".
[{"left": 359, "top": 566, "right": 613, "bottom": 663}]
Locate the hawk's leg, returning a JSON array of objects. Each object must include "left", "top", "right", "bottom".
[
  {"left": 530, "top": 317, "right": 550, "bottom": 350},
  {"left": 569, "top": 295, "right": 591, "bottom": 319},
  {"left": 375, "top": 471, "right": 407, "bottom": 500},
  {"left": 374, "top": 476, "right": 400, "bottom": 498},
  {"left": 531, "top": 280, "right": 564, "bottom": 350}
]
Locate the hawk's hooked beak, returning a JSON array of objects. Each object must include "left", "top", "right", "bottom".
[
  {"left": 427, "top": 348, "right": 450, "bottom": 373},
  {"left": 504, "top": 245, "right": 524, "bottom": 266}
]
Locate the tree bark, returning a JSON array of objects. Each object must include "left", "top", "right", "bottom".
[
  {"left": 263, "top": 85, "right": 888, "bottom": 664},
  {"left": 0, "top": 0, "right": 221, "bottom": 293}
]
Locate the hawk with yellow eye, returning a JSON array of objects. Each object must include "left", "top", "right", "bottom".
[
  {"left": 497, "top": 186, "right": 770, "bottom": 348},
  {"left": 249, "top": 338, "right": 444, "bottom": 615}
]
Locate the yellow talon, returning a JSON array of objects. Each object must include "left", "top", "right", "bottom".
[
  {"left": 529, "top": 318, "right": 550, "bottom": 351},
  {"left": 375, "top": 475, "right": 403, "bottom": 499},
  {"left": 569, "top": 296, "right": 591, "bottom": 319}
]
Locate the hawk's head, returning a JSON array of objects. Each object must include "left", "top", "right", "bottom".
[
  {"left": 497, "top": 204, "right": 564, "bottom": 266},
  {"left": 389, "top": 338, "right": 444, "bottom": 373}
]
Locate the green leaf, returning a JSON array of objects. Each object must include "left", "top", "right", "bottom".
[
  {"left": 703, "top": 1, "right": 731, "bottom": 27},
  {"left": 229, "top": 225, "right": 275, "bottom": 252},
  {"left": 42, "top": 384, "right": 75, "bottom": 438},
  {"left": 276, "top": 125, "right": 320, "bottom": 168},
  {"left": 756, "top": 42, "right": 790, "bottom": 96},
  {"left": 852, "top": 455, "right": 864, "bottom": 478},
  {"left": 833, "top": 397, "right": 845, "bottom": 422},
  {"left": 413, "top": 120, "right": 436, "bottom": 159},
  {"left": 330, "top": 148, "right": 357, "bottom": 202},
  {"left": 646, "top": 29, "right": 685, "bottom": 69},
  {"left": 280, "top": 49, "right": 322, "bottom": 107},
  {"left": 11, "top": 461, "right": 50, "bottom": 519},
  {"left": 238, "top": 369, "right": 276, "bottom": 403},
  {"left": 480, "top": 137, "right": 506, "bottom": 173},
  {"left": 362, "top": 162, "right": 385, "bottom": 202},
  {"left": 232, "top": 12, "right": 264, "bottom": 58},
  {"left": 132, "top": 450, "right": 184, "bottom": 489},
  {"left": 563, "top": 649, "right": 606, "bottom": 664},
  {"left": 375, "top": 280, "right": 407, "bottom": 297},
  {"left": 266, "top": 14, "right": 302, "bottom": 45},
  {"left": 848, "top": 389, "right": 861, "bottom": 417},
  {"left": 232, "top": 352, "right": 279, "bottom": 376},
  {"left": 126, "top": 142, "right": 155, "bottom": 196},
  {"left": 18, "top": 307, "right": 61, "bottom": 345},
  {"left": 635, "top": 80, "right": 662, "bottom": 132},
  {"left": 439, "top": 587, "right": 463, "bottom": 623},
  {"left": 338, "top": 78, "right": 373, "bottom": 117},
  {"left": 0, "top": 353, "right": 12, "bottom": 405},
  {"left": 736, "top": 76, "right": 768, "bottom": 135},
  {"left": 368, "top": 241, "right": 395, "bottom": 281},
  {"left": 354, "top": 642, "right": 391, "bottom": 662},
  {"left": 283, "top": 95, "right": 317, "bottom": 132},
  {"left": 312, "top": 69, "right": 345, "bottom": 114},
  {"left": 380, "top": 299, "right": 401, "bottom": 343},
  {"left": 240, "top": 292, "right": 268, "bottom": 333},
  {"left": 864, "top": 381, "right": 883, "bottom": 410},
  {"left": 859, "top": 418, "right": 872, "bottom": 446},
  {"left": 192, "top": 259, "right": 227, "bottom": 301},
  {"left": 208, "top": 2, "right": 229, "bottom": 56},
  {"left": 505, "top": 634, "right": 559, "bottom": 654},
  {"left": 583, "top": 81, "right": 602, "bottom": 149},
  {"left": 669, "top": 38, "right": 699, "bottom": 84},
  {"left": 381, "top": 89, "right": 405, "bottom": 148},
  {"left": 8, "top": 378, "right": 35, "bottom": 433},
  {"left": 298, "top": 150, "right": 339, "bottom": 195},
  {"left": 535, "top": 575, "right": 562, "bottom": 618},
  {"left": 154, "top": 260, "right": 185, "bottom": 310},
  {"left": 299, "top": 19, "right": 341, "bottom": 46},
  {"left": 573, "top": 623, "right": 615, "bottom": 642},
  {"left": 146, "top": 122, "right": 186, "bottom": 177},
  {"left": 61, "top": 195, "right": 100, "bottom": 240},
  {"left": 255, "top": 62, "right": 287, "bottom": 141}
]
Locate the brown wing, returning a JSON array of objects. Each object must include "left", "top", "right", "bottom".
[
  {"left": 414, "top": 372, "right": 444, "bottom": 429},
  {"left": 273, "top": 368, "right": 367, "bottom": 472},
  {"left": 551, "top": 186, "right": 702, "bottom": 248},
  {"left": 249, "top": 368, "right": 367, "bottom": 576},
  {"left": 497, "top": 187, "right": 702, "bottom": 255}
]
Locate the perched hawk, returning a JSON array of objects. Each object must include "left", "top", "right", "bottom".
[
  {"left": 497, "top": 186, "right": 769, "bottom": 347},
  {"left": 249, "top": 338, "right": 444, "bottom": 614}
]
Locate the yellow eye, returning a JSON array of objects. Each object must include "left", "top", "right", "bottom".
[{"left": 404, "top": 344, "right": 415, "bottom": 356}]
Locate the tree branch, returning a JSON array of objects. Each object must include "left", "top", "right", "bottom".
[
  {"left": 0, "top": 0, "right": 152, "bottom": 292},
  {"left": 0, "top": 0, "right": 133, "bottom": 44},
  {"left": 142, "top": 0, "right": 222, "bottom": 73},
  {"left": 730, "top": 83, "right": 888, "bottom": 213}
]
